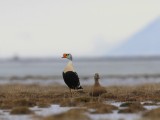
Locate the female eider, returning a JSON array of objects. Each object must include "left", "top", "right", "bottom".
[
  {"left": 62, "top": 53, "right": 83, "bottom": 96},
  {"left": 89, "top": 73, "right": 107, "bottom": 97}
]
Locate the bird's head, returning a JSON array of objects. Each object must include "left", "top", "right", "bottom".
[
  {"left": 94, "top": 73, "right": 100, "bottom": 80},
  {"left": 62, "top": 53, "right": 72, "bottom": 61}
]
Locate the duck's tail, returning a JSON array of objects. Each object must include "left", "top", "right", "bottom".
[{"left": 77, "top": 85, "right": 83, "bottom": 89}]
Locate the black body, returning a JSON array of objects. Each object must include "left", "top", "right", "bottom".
[{"left": 62, "top": 71, "right": 82, "bottom": 89}]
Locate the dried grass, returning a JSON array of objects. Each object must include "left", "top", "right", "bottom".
[{"left": 43, "top": 108, "right": 90, "bottom": 120}]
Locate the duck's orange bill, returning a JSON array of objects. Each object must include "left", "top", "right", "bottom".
[{"left": 62, "top": 54, "right": 67, "bottom": 58}]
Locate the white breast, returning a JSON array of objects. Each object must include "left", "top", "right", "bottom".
[{"left": 64, "top": 61, "right": 75, "bottom": 73}]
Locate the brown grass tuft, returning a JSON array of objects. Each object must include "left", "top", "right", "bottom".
[
  {"left": 118, "top": 102, "right": 146, "bottom": 113},
  {"left": 85, "top": 102, "right": 118, "bottom": 114},
  {"left": 74, "top": 96, "right": 91, "bottom": 103},
  {"left": 120, "top": 102, "right": 134, "bottom": 107},
  {"left": 60, "top": 98, "right": 77, "bottom": 107},
  {"left": 37, "top": 102, "right": 51, "bottom": 108},
  {"left": 10, "top": 106, "right": 34, "bottom": 115},
  {"left": 43, "top": 108, "right": 90, "bottom": 120},
  {"left": 143, "top": 108, "right": 160, "bottom": 120},
  {"left": 13, "top": 98, "right": 36, "bottom": 107},
  {"left": 0, "top": 103, "right": 13, "bottom": 109}
]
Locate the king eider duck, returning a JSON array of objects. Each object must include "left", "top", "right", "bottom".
[
  {"left": 89, "top": 73, "right": 107, "bottom": 97},
  {"left": 62, "top": 53, "right": 83, "bottom": 96}
]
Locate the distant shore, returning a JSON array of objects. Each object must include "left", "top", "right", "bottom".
[
  {"left": 0, "top": 73, "right": 160, "bottom": 81},
  {"left": 1, "top": 55, "right": 160, "bottom": 62}
]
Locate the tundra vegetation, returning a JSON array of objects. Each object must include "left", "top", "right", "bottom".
[{"left": 0, "top": 84, "right": 160, "bottom": 119}]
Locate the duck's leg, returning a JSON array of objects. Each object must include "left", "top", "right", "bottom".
[
  {"left": 72, "top": 89, "right": 80, "bottom": 96},
  {"left": 69, "top": 88, "right": 72, "bottom": 97}
]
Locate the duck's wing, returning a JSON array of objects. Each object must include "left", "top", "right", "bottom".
[{"left": 62, "top": 71, "right": 82, "bottom": 89}]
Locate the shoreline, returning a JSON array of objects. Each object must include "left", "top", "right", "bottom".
[{"left": 1, "top": 73, "right": 160, "bottom": 80}]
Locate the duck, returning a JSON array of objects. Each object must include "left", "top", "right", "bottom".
[
  {"left": 89, "top": 73, "right": 107, "bottom": 97},
  {"left": 62, "top": 53, "right": 83, "bottom": 96}
]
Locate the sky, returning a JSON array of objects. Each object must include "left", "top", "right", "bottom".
[{"left": 0, "top": 0, "right": 160, "bottom": 58}]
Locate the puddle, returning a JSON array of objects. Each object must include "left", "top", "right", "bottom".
[
  {"left": 89, "top": 111, "right": 141, "bottom": 120},
  {"left": 0, "top": 105, "right": 71, "bottom": 120},
  {"left": 0, "top": 102, "right": 160, "bottom": 120},
  {"left": 31, "top": 105, "right": 71, "bottom": 116},
  {"left": 106, "top": 101, "right": 122, "bottom": 108}
]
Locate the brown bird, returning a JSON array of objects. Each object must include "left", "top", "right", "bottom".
[{"left": 89, "top": 73, "right": 107, "bottom": 97}]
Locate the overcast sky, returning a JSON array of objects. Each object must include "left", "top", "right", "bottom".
[{"left": 0, "top": 0, "right": 160, "bottom": 57}]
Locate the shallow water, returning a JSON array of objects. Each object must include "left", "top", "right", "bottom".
[
  {"left": 0, "top": 77, "right": 160, "bottom": 86},
  {"left": 0, "top": 105, "right": 71, "bottom": 120},
  {"left": 1, "top": 59, "right": 160, "bottom": 86},
  {"left": 89, "top": 111, "right": 141, "bottom": 120},
  {"left": 1, "top": 59, "right": 160, "bottom": 78},
  {"left": 31, "top": 105, "right": 71, "bottom": 116},
  {"left": 0, "top": 102, "right": 159, "bottom": 120}
]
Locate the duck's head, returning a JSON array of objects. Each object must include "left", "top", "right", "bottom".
[
  {"left": 62, "top": 53, "right": 72, "bottom": 61},
  {"left": 94, "top": 73, "right": 100, "bottom": 80}
]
